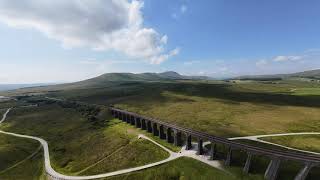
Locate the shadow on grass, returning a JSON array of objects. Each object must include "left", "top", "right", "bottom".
[
  {"left": 48, "top": 80, "right": 320, "bottom": 108},
  {"left": 164, "top": 82, "right": 320, "bottom": 108}
]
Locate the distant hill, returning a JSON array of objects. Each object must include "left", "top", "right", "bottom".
[
  {"left": 77, "top": 71, "right": 210, "bottom": 86},
  {"left": 0, "top": 71, "right": 211, "bottom": 95},
  {"left": 234, "top": 69, "right": 320, "bottom": 81},
  {"left": 290, "top": 69, "right": 320, "bottom": 79},
  {"left": 157, "top": 71, "right": 185, "bottom": 79}
]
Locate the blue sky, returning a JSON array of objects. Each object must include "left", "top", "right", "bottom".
[{"left": 0, "top": 0, "right": 320, "bottom": 83}]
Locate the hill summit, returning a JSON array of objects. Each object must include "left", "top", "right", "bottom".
[{"left": 87, "top": 71, "right": 208, "bottom": 83}]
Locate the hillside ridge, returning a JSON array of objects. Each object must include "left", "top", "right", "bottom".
[{"left": 234, "top": 69, "right": 320, "bottom": 80}]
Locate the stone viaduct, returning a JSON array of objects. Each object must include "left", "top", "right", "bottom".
[{"left": 110, "top": 107, "right": 320, "bottom": 180}]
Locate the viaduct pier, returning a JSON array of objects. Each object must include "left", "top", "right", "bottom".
[{"left": 110, "top": 107, "right": 320, "bottom": 180}]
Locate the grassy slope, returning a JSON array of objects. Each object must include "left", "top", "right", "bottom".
[
  {"left": 0, "top": 135, "right": 44, "bottom": 180},
  {"left": 291, "top": 88, "right": 320, "bottom": 96},
  {"left": 0, "top": 104, "right": 168, "bottom": 176},
  {"left": 44, "top": 80, "right": 320, "bottom": 179},
  {"left": 46, "top": 80, "right": 320, "bottom": 138},
  {"left": 261, "top": 135, "right": 320, "bottom": 153},
  {"left": 106, "top": 157, "right": 263, "bottom": 180},
  {"left": 1, "top": 79, "right": 320, "bottom": 179},
  {"left": 0, "top": 100, "right": 25, "bottom": 109},
  {"left": 0, "top": 134, "right": 39, "bottom": 171},
  {"left": 79, "top": 139, "right": 167, "bottom": 175},
  {"left": 0, "top": 153, "right": 45, "bottom": 180},
  {"left": 0, "top": 100, "right": 266, "bottom": 180},
  {"left": 113, "top": 82, "right": 320, "bottom": 137}
]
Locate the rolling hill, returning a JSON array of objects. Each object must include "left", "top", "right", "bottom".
[
  {"left": 0, "top": 71, "right": 211, "bottom": 95},
  {"left": 69, "top": 71, "right": 210, "bottom": 87},
  {"left": 234, "top": 69, "right": 320, "bottom": 81},
  {"left": 291, "top": 69, "right": 320, "bottom": 79}
]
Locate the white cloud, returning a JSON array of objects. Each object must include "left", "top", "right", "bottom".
[
  {"left": 184, "top": 60, "right": 200, "bottom": 65},
  {"left": 0, "top": 0, "right": 178, "bottom": 64},
  {"left": 305, "top": 48, "right": 320, "bottom": 53},
  {"left": 273, "top": 55, "right": 303, "bottom": 62},
  {"left": 256, "top": 59, "right": 268, "bottom": 67},
  {"left": 198, "top": 71, "right": 206, "bottom": 75},
  {"left": 150, "top": 47, "right": 180, "bottom": 64}
]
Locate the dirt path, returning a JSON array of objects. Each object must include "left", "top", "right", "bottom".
[
  {"left": 2, "top": 107, "right": 318, "bottom": 179},
  {"left": 0, "top": 108, "right": 223, "bottom": 180}
]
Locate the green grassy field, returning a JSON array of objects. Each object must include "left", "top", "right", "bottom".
[
  {"left": 0, "top": 104, "right": 169, "bottom": 176},
  {"left": 291, "top": 88, "right": 320, "bottom": 96},
  {"left": 109, "top": 82, "right": 320, "bottom": 137},
  {"left": 261, "top": 135, "right": 320, "bottom": 153},
  {"left": 0, "top": 134, "right": 45, "bottom": 180},
  {"left": 0, "top": 152, "right": 45, "bottom": 180},
  {"left": 0, "top": 100, "right": 21, "bottom": 109},
  {"left": 42, "top": 80, "right": 320, "bottom": 179},
  {"left": 0, "top": 100, "right": 253, "bottom": 180},
  {"left": 106, "top": 157, "right": 263, "bottom": 180},
  {"left": 42, "top": 80, "right": 320, "bottom": 138},
  {"left": 1, "top": 79, "right": 320, "bottom": 179}
]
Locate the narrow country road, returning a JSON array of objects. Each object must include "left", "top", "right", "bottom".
[
  {"left": 0, "top": 108, "right": 11, "bottom": 123},
  {"left": 1, "top": 107, "right": 319, "bottom": 179},
  {"left": 0, "top": 108, "right": 179, "bottom": 179},
  {"left": 0, "top": 108, "right": 223, "bottom": 180}
]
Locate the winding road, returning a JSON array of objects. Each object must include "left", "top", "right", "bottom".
[
  {"left": 1, "top": 107, "right": 319, "bottom": 179},
  {"left": 0, "top": 108, "right": 11, "bottom": 123},
  {"left": 0, "top": 108, "right": 223, "bottom": 180}
]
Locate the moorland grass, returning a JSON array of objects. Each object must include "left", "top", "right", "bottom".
[
  {"left": 0, "top": 100, "right": 24, "bottom": 109},
  {"left": 106, "top": 157, "right": 264, "bottom": 180},
  {"left": 116, "top": 90, "right": 320, "bottom": 137},
  {"left": 0, "top": 104, "right": 169, "bottom": 175},
  {"left": 131, "top": 125, "right": 181, "bottom": 152},
  {"left": 46, "top": 81, "right": 320, "bottom": 137},
  {"left": 261, "top": 135, "right": 320, "bottom": 153},
  {"left": 0, "top": 134, "right": 39, "bottom": 172},
  {"left": 1, "top": 80, "right": 320, "bottom": 179},
  {"left": 0, "top": 134, "right": 44, "bottom": 180},
  {"left": 291, "top": 87, "right": 320, "bottom": 96},
  {"left": 0, "top": 152, "right": 45, "bottom": 180},
  {"left": 78, "top": 139, "right": 168, "bottom": 175},
  {"left": 42, "top": 80, "right": 320, "bottom": 179}
]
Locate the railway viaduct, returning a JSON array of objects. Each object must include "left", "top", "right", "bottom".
[{"left": 110, "top": 107, "right": 320, "bottom": 180}]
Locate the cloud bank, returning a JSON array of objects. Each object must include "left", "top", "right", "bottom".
[
  {"left": 273, "top": 55, "right": 303, "bottom": 62},
  {"left": 0, "top": 0, "right": 178, "bottom": 64}
]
